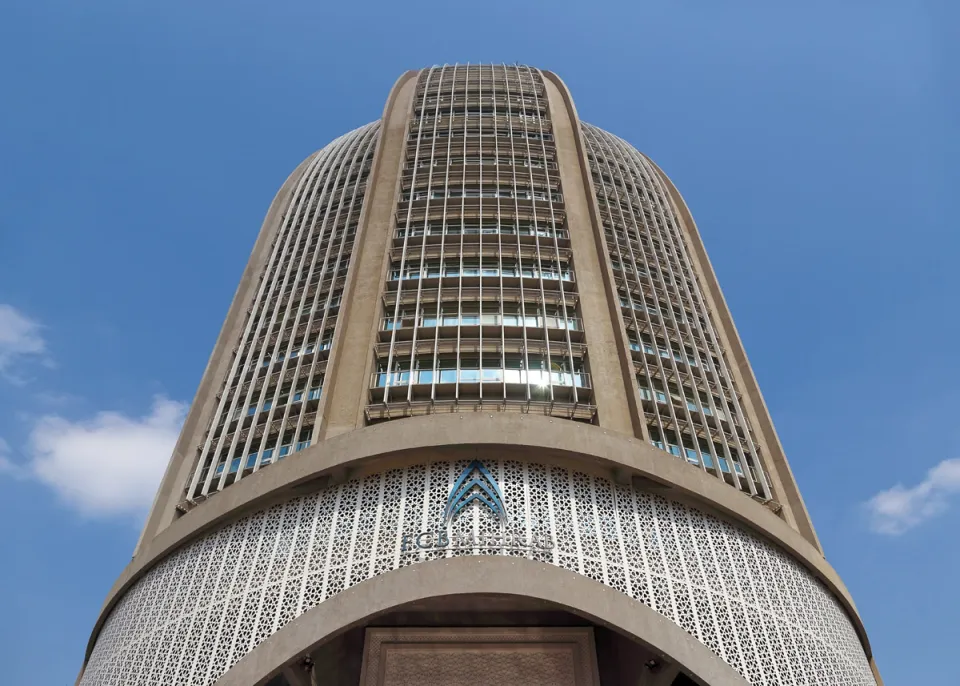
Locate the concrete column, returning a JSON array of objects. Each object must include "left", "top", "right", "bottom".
[
  {"left": 542, "top": 73, "right": 641, "bottom": 438},
  {"left": 319, "top": 72, "right": 417, "bottom": 440}
]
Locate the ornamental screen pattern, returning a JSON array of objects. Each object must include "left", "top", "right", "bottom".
[
  {"left": 370, "top": 65, "right": 594, "bottom": 424},
  {"left": 582, "top": 123, "right": 770, "bottom": 500},
  {"left": 81, "top": 461, "right": 874, "bottom": 686},
  {"left": 186, "top": 123, "right": 380, "bottom": 501}
]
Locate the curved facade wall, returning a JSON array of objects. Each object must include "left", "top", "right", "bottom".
[
  {"left": 581, "top": 123, "right": 768, "bottom": 499},
  {"left": 78, "top": 65, "right": 878, "bottom": 686},
  {"left": 80, "top": 460, "right": 872, "bottom": 686},
  {"left": 186, "top": 123, "right": 379, "bottom": 500}
]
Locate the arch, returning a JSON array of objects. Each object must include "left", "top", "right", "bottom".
[{"left": 212, "top": 556, "right": 748, "bottom": 686}]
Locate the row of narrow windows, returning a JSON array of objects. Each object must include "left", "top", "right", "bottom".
[
  {"left": 637, "top": 379, "right": 728, "bottom": 422},
  {"left": 647, "top": 427, "right": 757, "bottom": 480},
  {"left": 593, "top": 171, "right": 662, "bottom": 200},
  {"left": 587, "top": 151, "right": 652, "bottom": 185},
  {"left": 401, "top": 187, "right": 562, "bottom": 202},
  {"left": 407, "top": 155, "right": 556, "bottom": 170},
  {"left": 415, "top": 105, "right": 544, "bottom": 118},
  {"left": 629, "top": 336, "right": 720, "bottom": 374},
  {"left": 410, "top": 129, "right": 553, "bottom": 142},
  {"left": 620, "top": 295, "right": 705, "bottom": 330},
  {"left": 211, "top": 428, "right": 315, "bottom": 478},
  {"left": 261, "top": 246, "right": 353, "bottom": 285},
  {"left": 595, "top": 190, "right": 658, "bottom": 213},
  {"left": 396, "top": 220, "right": 565, "bottom": 239},
  {"left": 419, "top": 78, "right": 539, "bottom": 91},
  {"left": 606, "top": 235, "right": 691, "bottom": 280},
  {"left": 375, "top": 355, "right": 588, "bottom": 389},
  {"left": 389, "top": 259, "right": 573, "bottom": 282},
  {"left": 612, "top": 257, "right": 696, "bottom": 294},
  {"left": 258, "top": 337, "right": 332, "bottom": 367},
  {"left": 283, "top": 167, "right": 371, "bottom": 210},
  {"left": 383, "top": 302, "right": 580, "bottom": 331},
  {"left": 244, "top": 298, "right": 341, "bottom": 347},
  {"left": 418, "top": 94, "right": 544, "bottom": 109},
  {"left": 231, "top": 384, "right": 323, "bottom": 422}
]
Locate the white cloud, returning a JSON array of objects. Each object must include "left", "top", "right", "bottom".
[
  {"left": 0, "top": 304, "right": 48, "bottom": 381},
  {"left": 0, "top": 437, "right": 17, "bottom": 476},
  {"left": 25, "top": 396, "right": 187, "bottom": 518},
  {"left": 864, "top": 458, "right": 960, "bottom": 535}
]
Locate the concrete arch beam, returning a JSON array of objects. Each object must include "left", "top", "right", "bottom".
[{"left": 213, "top": 556, "right": 749, "bottom": 686}]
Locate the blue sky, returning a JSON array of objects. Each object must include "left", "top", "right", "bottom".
[{"left": 1, "top": 1, "right": 956, "bottom": 683}]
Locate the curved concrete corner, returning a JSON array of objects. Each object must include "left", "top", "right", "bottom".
[{"left": 213, "top": 556, "right": 749, "bottom": 686}]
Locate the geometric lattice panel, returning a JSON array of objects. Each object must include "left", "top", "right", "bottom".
[{"left": 80, "top": 460, "right": 875, "bottom": 686}]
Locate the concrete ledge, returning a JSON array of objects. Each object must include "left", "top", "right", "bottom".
[
  {"left": 213, "top": 556, "right": 749, "bottom": 686},
  {"left": 80, "top": 414, "right": 872, "bottom": 668}
]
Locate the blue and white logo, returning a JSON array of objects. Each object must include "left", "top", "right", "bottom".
[
  {"left": 443, "top": 460, "right": 508, "bottom": 527},
  {"left": 399, "top": 460, "right": 554, "bottom": 553}
]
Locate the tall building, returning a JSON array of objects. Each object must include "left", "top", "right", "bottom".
[{"left": 77, "top": 66, "right": 881, "bottom": 686}]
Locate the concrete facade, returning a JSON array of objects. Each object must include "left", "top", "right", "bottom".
[{"left": 77, "top": 66, "right": 879, "bottom": 686}]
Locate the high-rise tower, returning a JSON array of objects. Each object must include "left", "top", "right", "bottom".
[{"left": 77, "top": 66, "right": 881, "bottom": 686}]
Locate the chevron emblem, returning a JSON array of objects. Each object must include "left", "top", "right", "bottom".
[{"left": 443, "top": 461, "right": 508, "bottom": 527}]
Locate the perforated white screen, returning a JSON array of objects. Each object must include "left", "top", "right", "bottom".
[{"left": 81, "top": 461, "right": 874, "bottom": 686}]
